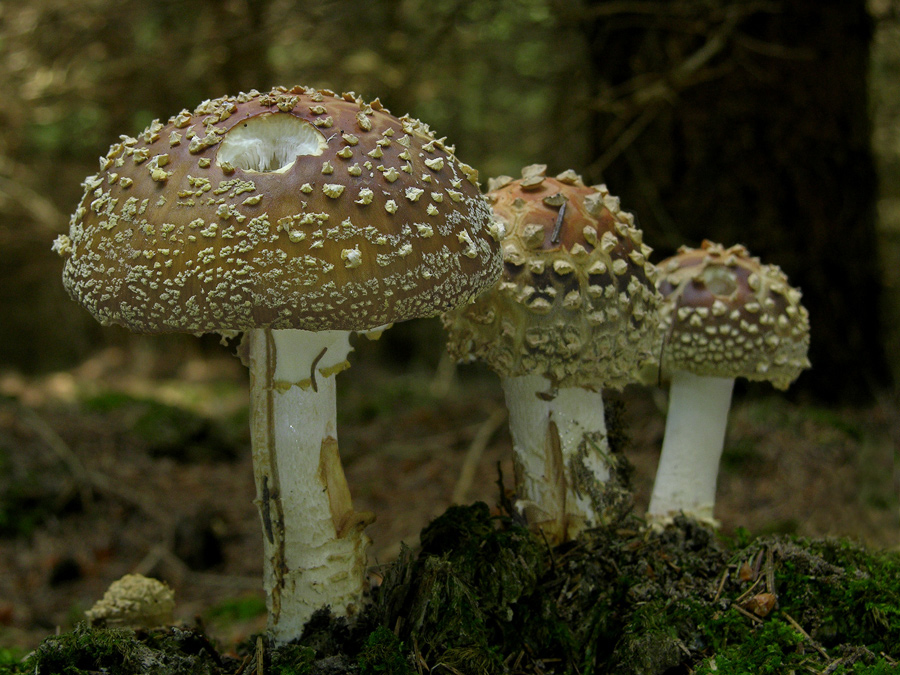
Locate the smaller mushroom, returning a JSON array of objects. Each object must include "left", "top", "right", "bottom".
[
  {"left": 85, "top": 574, "right": 175, "bottom": 629},
  {"left": 443, "top": 166, "right": 660, "bottom": 544},
  {"left": 647, "top": 241, "right": 810, "bottom": 526}
]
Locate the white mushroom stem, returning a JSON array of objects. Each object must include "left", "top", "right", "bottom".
[
  {"left": 245, "top": 328, "right": 373, "bottom": 644},
  {"left": 647, "top": 370, "right": 735, "bottom": 526},
  {"left": 502, "top": 373, "right": 611, "bottom": 544}
]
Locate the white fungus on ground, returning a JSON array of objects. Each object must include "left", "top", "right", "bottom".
[{"left": 84, "top": 574, "right": 175, "bottom": 630}]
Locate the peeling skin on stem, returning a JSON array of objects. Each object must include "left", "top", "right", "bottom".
[
  {"left": 247, "top": 328, "right": 374, "bottom": 642},
  {"left": 503, "top": 373, "right": 613, "bottom": 545}
]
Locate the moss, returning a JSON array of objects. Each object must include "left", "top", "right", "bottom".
[
  {"left": 357, "top": 627, "right": 413, "bottom": 675},
  {"left": 7, "top": 506, "right": 899, "bottom": 674},
  {"left": 265, "top": 643, "right": 317, "bottom": 675},
  {"left": 0, "top": 648, "right": 27, "bottom": 675},
  {"left": 765, "top": 538, "right": 900, "bottom": 651},
  {"left": 15, "top": 623, "right": 235, "bottom": 675},
  {"left": 375, "top": 503, "right": 548, "bottom": 670},
  {"left": 693, "top": 619, "right": 807, "bottom": 673}
]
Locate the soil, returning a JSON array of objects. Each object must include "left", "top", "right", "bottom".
[{"left": 0, "top": 334, "right": 897, "bottom": 658}]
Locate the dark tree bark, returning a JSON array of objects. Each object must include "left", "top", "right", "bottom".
[{"left": 576, "top": 0, "right": 889, "bottom": 401}]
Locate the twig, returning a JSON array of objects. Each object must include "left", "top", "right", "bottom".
[
  {"left": 550, "top": 201, "right": 567, "bottom": 243},
  {"left": 451, "top": 407, "right": 507, "bottom": 504},
  {"left": 0, "top": 173, "right": 68, "bottom": 234},
  {"left": 233, "top": 653, "right": 252, "bottom": 675},
  {"left": 732, "top": 604, "right": 763, "bottom": 623},
  {"left": 256, "top": 635, "right": 264, "bottom": 675},
  {"left": 765, "top": 546, "right": 776, "bottom": 595},
  {"left": 751, "top": 547, "right": 765, "bottom": 580},
  {"left": 593, "top": 18, "right": 736, "bottom": 118},
  {"left": 782, "top": 612, "right": 830, "bottom": 660},
  {"left": 734, "top": 572, "right": 765, "bottom": 604},
  {"left": 413, "top": 636, "right": 429, "bottom": 674},
  {"left": 428, "top": 351, "right": 457, "bottom": 398},
  {"left": 133, "top": 544, "right": 259, "bottom": 590},
  {"left": 713, "top": 568, "right": 728, "bottom": 602}
]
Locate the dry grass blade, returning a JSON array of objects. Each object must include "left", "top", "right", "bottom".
[
  {"left": 782, "top": 612, "right": 830, "bottom": 660},
  {"left": 732, "top": 603, "right": 764, "bottom": 623},
  {"left": 451, "top": 407, "right": 507, "bottom": 505}
]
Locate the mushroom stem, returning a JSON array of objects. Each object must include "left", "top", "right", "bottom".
[
  {"left": 647, "top": 370, "right": 735, "bottom": 526},
  {"left": 246, "top": 328, "right": 373, "bottom": 643},
  {"left": 502, "top": 374, "right": 612, "bottom": 544}
]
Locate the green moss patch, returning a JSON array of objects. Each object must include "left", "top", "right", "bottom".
[
  {"left": 3, "top": 506, "right": 898, "bottom": 674},
  {"left": 0, "top": 624, "right": 237, "bottom": 675}
]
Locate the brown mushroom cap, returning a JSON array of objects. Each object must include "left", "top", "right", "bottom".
[
  {"left": 658, "top": 240, "right": 811, "bottom": 390},
  {"left": 54, "top": 86, "right": 501, "bottom": 333},
  {"left": 442, "top": 165, "right": 660, "bottom": 389}
]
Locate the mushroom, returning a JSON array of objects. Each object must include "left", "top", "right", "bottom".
[
  {"left": 647, "top": 241, "right": 810, "bottom": 526},
  {"left": 85, "top": 574, "right": 175, "bottom": 630},
  {"left": 442, "top": 165, "right": 660, "bottom": 544},
  {"left": 53, "top": 86, "right": 502, "bottom": 642}
]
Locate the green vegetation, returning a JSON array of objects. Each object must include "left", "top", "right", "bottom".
[
  {"left": 2, "top": 506, "right": 898, "bottom": 674},
  {"left": 263, "top": 642, "right": 316, "bottom": 675},
  {"left": 0, "top": 624, "right": 232, "bottom": 675},
  {"left": 81, "top": 392, "right": 244, "bottom": 463},
  {"left": 203, "top": 595, "right": 267, "bottom": 625},
  {"left": 358, "top": 627, "right": 413, "bottom": 675},
  {"left": 0, "top": 649, "right": 24, "bottom": 669}
]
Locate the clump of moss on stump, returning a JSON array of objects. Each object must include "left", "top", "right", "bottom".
[
  {"left": 2, "top": 505, "right": 898, "bottom": 674},
  {"left": 1, "top": 624, "right": 236, "bottom": 675}
]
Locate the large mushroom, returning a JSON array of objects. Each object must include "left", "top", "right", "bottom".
[
  {"left": 53, "top": 86, "right": 502, "bottom": 642},
  {"left": 647, "top": 241, "right": 810, "bottom": 526},
  {"left": 443, "top": 165, "right": 660, "bottom": 544}
]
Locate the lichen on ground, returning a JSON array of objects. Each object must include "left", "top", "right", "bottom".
[{"left": 2, "top": 501, "right": 897, "bottom": 675}]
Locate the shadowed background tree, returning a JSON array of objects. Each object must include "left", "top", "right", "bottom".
[
  {"left": 0, "top": 0, "right": 895, "bottom": 402},
  {"left": 570, "top": 0, "right": 888, "bottom": 402}
]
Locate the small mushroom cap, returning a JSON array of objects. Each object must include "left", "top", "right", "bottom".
[
  {"left": 84, "top": 574, "right": 175, "bottom": 629},
  {"left": 55, "top": 86, "right": 501, "bottom": 334},
  {"left": 657, "top": 240, "right": 811, "bottom": 390},
  {"left": 443, "top": 165, "right": 661, "bottom": 389}
]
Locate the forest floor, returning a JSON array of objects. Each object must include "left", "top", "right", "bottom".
[{"left": 0, "top": 335, "right": 897, "bottom": 656}]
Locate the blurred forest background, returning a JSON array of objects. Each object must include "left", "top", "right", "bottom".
[
  {"left": 0, "top": 0, "right": 898, "bottom": 650},
  {"left": 0, "top": 0, "right": 898, "bottom": 403}
]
